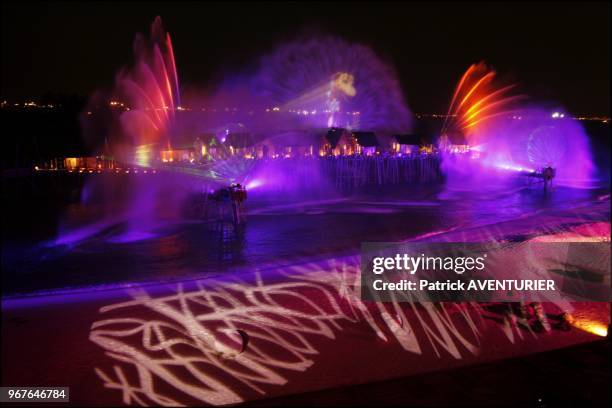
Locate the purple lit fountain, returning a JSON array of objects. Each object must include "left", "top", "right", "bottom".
[
  {"left": 253, "top": 34, "right": 413, "bottom": 134},
  {"left": 468, "top": 107, "right": 596, "bottom": 188},
  {"left": 439, "top": 63, "right": 596, "bottom": 193},
  {"left": 197, "top": 34, "right": 417, "bottom": 196},
  {"left": 12, "top": 23, "right": 608, "bottom": 300},
  {"left": 57, "top": 17, "right": 191, "bottom": 245}
]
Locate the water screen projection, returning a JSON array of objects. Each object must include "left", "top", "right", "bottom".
[
  {"left": 252, "top": 34, "right": 412, "bottom": 133},
  {"left": 177, "top": 33, "right": 416, "bottom": 195}
]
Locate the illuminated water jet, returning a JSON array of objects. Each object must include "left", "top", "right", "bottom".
[
  {"left": 440, "top": 61, "right": 523, "bottom": 148},
  {"left": 58, "top": 17, "right": 192, "bottom": 245},
  {"left": 440, "top": 63, "right": 596, "bottom": 191},
  {"left": 110, "top": 16, "right": 180, "bottom": 167}
]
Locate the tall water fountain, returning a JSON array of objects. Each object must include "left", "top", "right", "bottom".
[
  {"left": 113, "top": 16, "right": 180, "bottom": 167},
  {"left": 58, "top": 17, "right": 192, "bottom": 244},
  {"left": 440, "top": 62, "right": 596, "bottom": 192}
]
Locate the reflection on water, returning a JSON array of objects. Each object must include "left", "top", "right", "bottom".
[{"left": 2, "top": 185, "right": 609, "bottom": 296}]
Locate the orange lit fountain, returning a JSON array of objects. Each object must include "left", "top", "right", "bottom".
[
  {"left": 440, "top": 62, "right": 523, "bottom": 148},
  {"left": 113, "top": 16, "right": 180, "bottom": 167}
]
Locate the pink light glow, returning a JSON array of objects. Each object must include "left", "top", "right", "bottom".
[{"left": 112, "top": 16, "right": 180, "bottom": 166}]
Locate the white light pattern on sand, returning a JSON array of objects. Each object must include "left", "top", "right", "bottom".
[{"left": 91, "top": 260, "right": 486, "bottom": 405}]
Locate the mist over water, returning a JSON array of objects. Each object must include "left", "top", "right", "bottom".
[
  {"left": 61, "top": 18, "right": 190, "bottom": 244},
  {"left": 53, "top": 18, "right": 605, "bottom": 253},
  {"left": 438, "top": 63, "right": 597, "bottom": 193},
  {"left": 441, "top": 108, "right": 597, "bottom": 192},
  {"left": 173, "top": 33, "right": 417, "bottom": 195},
  {"left": 252, "top": 34, "right": 413, "bottom": 134}
]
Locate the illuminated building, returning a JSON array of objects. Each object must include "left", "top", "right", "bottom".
[
  {"left": 353, "top": 131, "right": 379, "bottom": 156},
  {"left": 225, "top": 132, "right": 256, "bottom": 157},
  {"left": 438, "top": 133, "right": 469, "bottom": 153},
  {"left": 391, "top": 134, "right": 436, "bottom": 155},
  {"left": 392, "top": 134, "right": 419, "bottom": 155},
  {"left": 325, "top": 128, "right": 356, "bottom": 156},
  {"left": 63, "top": 156, "right": 113, "bottom": 170},
  {"left": 160, "top": 145, "right": 195, "bottom": 162}
]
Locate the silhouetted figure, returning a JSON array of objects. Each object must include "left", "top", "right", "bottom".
[
  {"left": 229, "top": 183, "right": 247, "bottom": 224},
  {"left": 209, "top": 183, "right": 248, "bottom": 225},
  {"left": 506, "top": 301, "right": 575, "bottom": 333},
  {"left": 542, "top": 166, "right": 555, "bottom": 192}
]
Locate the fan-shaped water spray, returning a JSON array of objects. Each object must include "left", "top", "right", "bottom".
[
  {"left": 526, "top": 125, "right": 569, "bottom": 167},
  {"left": 57, "top": 17, "right": 191, "bottom": 245},
  {"left": 112, "top": 16, "right": 180, "bottom": 167},
  {"left": 496, "top": 109, "right": 595, "bottom": 187},
  {"left": 440, "top": 62, "right": 523, "bottom": 147},
  {"left": 253, "top": 34, "right": 412, "bottom": 134},
  {"left": 440, "top": 63, "right": 596, "bottom": 191}
]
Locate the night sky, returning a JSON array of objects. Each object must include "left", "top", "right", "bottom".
[{"left": 1, "top": 1, "right": 610, "bottom": 115}]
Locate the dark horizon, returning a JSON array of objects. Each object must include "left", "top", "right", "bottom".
[{"left": 1, "top": 1, "right": 610, "bottom": 115}]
